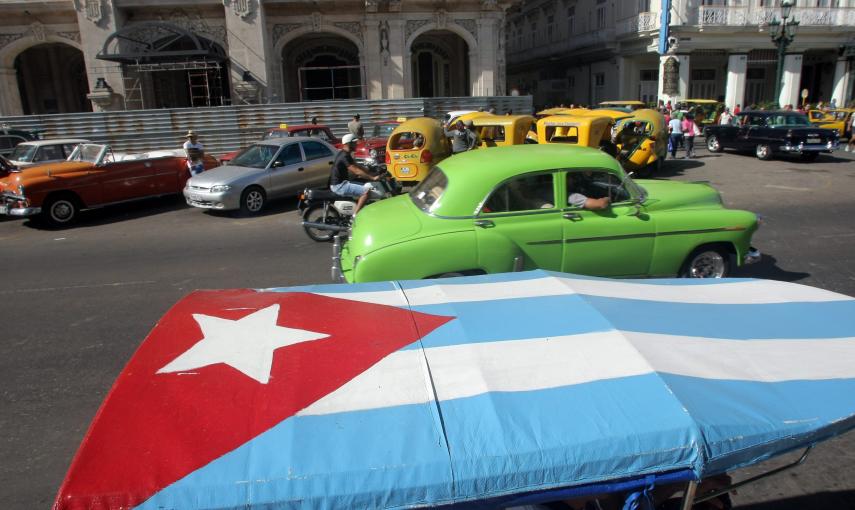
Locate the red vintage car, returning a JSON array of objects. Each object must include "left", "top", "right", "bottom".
[{"left": 0, "top": 143, "right": 218, "bottom": 226}]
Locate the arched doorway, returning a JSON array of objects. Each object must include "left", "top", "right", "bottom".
[
  {"left": 98, "top": 22, "right": 230, "bottom": 110},
  {"left": 282, "top": 34, "right": 363, "bottom": 102},
  {"left": 410, "top": 31, "right": 470, "bottom": 97},
  {"left": 15, "top": 43, "right": 90, "bottom": 115}
]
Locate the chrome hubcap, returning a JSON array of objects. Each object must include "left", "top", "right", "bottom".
[
  {"left": 52, "top": 201, "right": 73, "bottom": 221},
  {"left": 246, "top": 191, "right": 263, "bottom": 211},
  {"left": 708, "top": 137, "right": 719, "bottom": 151},
  {"left": 689, "top": 251, "right": 726, "bottom": 278},
  {"left": 757, "top": 145, "right": 768, "bottom": 158}
]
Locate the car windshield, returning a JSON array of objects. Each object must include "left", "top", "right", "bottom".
[
  {"left": 372, "top": 124, "right": 398, "bottom": 137},
  {"left": 69, "top": 144, "right": 105, "bottom": 164},
  {"left": 231, "top": 144, "right": 278, "bottom": 168},
  {"left": 767, "top": 114, "right": 810, "bottom": 127},
  {"left": 9, "top": 144, "right": 37, "bottom": 162},
  {"left": 410, "top": 167, "right": 447, "bottom": 214}
]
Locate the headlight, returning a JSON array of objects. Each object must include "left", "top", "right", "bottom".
[
  {"left": 17, "top": 184, "right": 24, "bottom": 196},
  {"left": 210, "top": 185, "right": 231, "bottom": 193}
]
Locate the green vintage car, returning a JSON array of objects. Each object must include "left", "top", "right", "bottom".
[{"left": 334, "top": 145, "right": 760, "bottom": 283}]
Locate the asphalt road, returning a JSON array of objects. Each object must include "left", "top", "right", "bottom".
[{"left": 1, "top": 146, "right": 854, "bottom": 509}]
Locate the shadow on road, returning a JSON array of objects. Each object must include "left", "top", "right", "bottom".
[
  {"left": 731, "top": 254, "right": 810, "bottom": 282},
  {"left": 734, "top": 490, "right": 855, "bottom": 510},
  {"left": 655, "top": 158, "right": 706, "bottom": 178},
  {"left": 22, "top": 195, "right": 189, "bottom": 231},
  {"left": 203, "top": 197, "right": 300, "bottom": 219}
]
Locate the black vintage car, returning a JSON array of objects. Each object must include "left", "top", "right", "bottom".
[{"left": 704, "top": 111, "right": 839, "bottom": 161}]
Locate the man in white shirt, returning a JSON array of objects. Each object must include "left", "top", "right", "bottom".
[
  {"left": 719, "top": 107, "right": 733, "bottom": 125},
  {"left": 667, "top": 114, "right": 683, "bottom": 158},
  {"left": 183, "top": 130, "right": 205, "bottom": 176}
]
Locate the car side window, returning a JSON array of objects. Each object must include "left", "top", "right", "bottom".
[
  {"left": 36, "top": 145, "right": 63, "bottom": 162},
  {"left": 566, "top": 170, "right": 629, "bottom": 207},
  {"left": 483, "top": 173, "right": 555, "bottom": 213},
  {"left": 62, "top": 144, "right": 79, "bottom": 158},
  {"left": 301, "top": 141, "right": 333, "bottom": 161},
  {"left": 748, "top": 115, "right": 766, "bottom": 127},
  {"left": 274, "top": 143, "right": 303, "bottom": 166}
]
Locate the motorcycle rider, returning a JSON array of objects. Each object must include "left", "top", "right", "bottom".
[{"left": 330, "top": 133, "right": 380, "bottom": 216}]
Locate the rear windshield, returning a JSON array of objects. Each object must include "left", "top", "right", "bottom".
[
  {"left": 389, "top": 131, "right": 425, "bottom": 150},
  {"left": 372, "top": 124, "right": 398, "bottom": 138},
  {"left": 544, "top": 125, "right": 579, "bottom": 143},
  {"left": 410, "top": 167, "right": 447, "bottom": 214}
]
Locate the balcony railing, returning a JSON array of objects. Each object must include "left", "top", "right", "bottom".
[
  {"left": 616, "top": 12, "right": 661, "bottom": 36},
  {"left": 697, "top": 6, "right": 855, "bottom": 28}
]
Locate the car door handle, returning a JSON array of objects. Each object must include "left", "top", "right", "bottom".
[
  {"left": 298, "top": 167, "right": 304, "bottom": 172},
  {"left": 563, "top": 212, "right": 581, "bottom": 221},
  {"left": 474, "top": 219, "right": 494, "bottom": 228}
]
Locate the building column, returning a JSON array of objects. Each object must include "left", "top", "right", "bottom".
[
  {"left": 74, "top": 2, "right": 126, "bottom": 111},
  {"left": 387, "top": 19, "right": 405, "bottom": 99},
  {"left": 724, "top": 53, "right": 747, "bottom": 111},
  {"left": 363, "top": 18, "right": 383, "bottom": 99},
  {"left": 0, "top": 67, "right": 23, "bottom": 116},
  {"left": 224, "top": 6, "right": 271, "bottom": 104},
  {"left": 475, "top": 18, "right": 496, "bottom": 96},
  {"left": 657, "top": 53, "right": 689, "bottom": 105},
  {"left": 618, "top": 56, "right": 634, "bottom": 100},
  {"left": 831, "top": 57, "right": 851, "bottom": 108},
  {"left": 778, "top": 53, "right": 802, "bottom": 108}
]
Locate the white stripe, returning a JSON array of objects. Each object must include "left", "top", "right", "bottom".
[
  {"left": 313, "top": 276, "right": 850, "bottom": 308},
  {"left": 625, "top": 332, "right": 855, "bottom": 382},
  {"left": 299, "top": 332, "right": 855, "bottom": 417}
]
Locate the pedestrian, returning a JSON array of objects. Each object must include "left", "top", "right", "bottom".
[
  {"left": 668, "top": 113, "right": 683, "bottom": 158},
  {"left": 682, "top": 114, "right": 699, "bottom": 158},
  {"left": 784, "top": 104, "right": 793, "bottom": 111},
  {"left": 846, "top": 113, "right": 855, "bottom": 152},
  {"left": 665, "top": 100, "right": 673, "bottom": 113},
  {"left": 445, "top": 120, "right": 478, "bottom": 153},
  {"left": 719, "top": 107, "right": 733, "bottom": 125},
  {"left": 347, "top": 114, "right": 364, "bottom": 139},
  {"left": 310, "top": 116, "right": 319, "bottom": 125},
  {"left": 830, "top": 98, "right": 837, "bottom": 109},
  {"left": 734, "top": 104, "right": 741, "bottom": 115},
  {"left": 183, "top": 130, "right": 205, "bottom": 176}
]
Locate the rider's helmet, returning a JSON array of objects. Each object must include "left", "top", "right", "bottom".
[{"left": 342, "top": 133, "right": 358, "bottom": 145}]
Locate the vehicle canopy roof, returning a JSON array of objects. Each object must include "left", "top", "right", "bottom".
[
  {"left": 599, "top": 100, "right": 645, "bottom": 106},
  {"left": 432, "top": 144, "right": 621, "bottom": 217},
  {"left": 471, "top": 114, "right": 535, "bottom": 126}
]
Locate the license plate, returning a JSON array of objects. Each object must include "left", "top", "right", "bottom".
[
  {"left": 807, "top": 138, "right": 821, "bottom": 144},
  {"left": 0, "top": 205, "right": 6, "bottom": 214},
  {"left": 398, "top": 166, "right": 412, "bottom": 176},
  {"left": 190, "top": 193, "right": 201, "bottom": 201}
]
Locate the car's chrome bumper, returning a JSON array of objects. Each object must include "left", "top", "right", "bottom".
[
  {"left": 183, "top": 189, "right": 238, "bottom": 210},
  {"left": 0, "top": 193, "right": 40, "bottom": 217},
  {"left": 779, "top": 141, "right": 838, "bottom": 153},
  {"left": 744, "top": 246, "right": 761, "bottom": 265}
]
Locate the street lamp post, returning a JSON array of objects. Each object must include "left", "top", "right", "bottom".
[{"left": 769, "top": 0, "right": 799, "bottom": 106}]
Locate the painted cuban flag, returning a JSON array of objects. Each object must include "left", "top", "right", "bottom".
[{"left": 54, "top": 270, "right": 855, "bottom": 510}]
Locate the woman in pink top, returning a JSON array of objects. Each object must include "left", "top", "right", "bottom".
[{"left": 682, "top": 115, "right": 698, "bottom": 158}]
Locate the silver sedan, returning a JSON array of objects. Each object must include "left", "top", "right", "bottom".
[{"left": 184, "top": 137, "right": 336, "bottom": 214}]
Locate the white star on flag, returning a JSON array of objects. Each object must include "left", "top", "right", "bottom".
[{"left": 157, "top": 304, "right": 329, "bottom": 384}]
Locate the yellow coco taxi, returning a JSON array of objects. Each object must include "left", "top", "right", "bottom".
[
  {"left": 613, "top": 108, "right": 668, "bottom": 176},
  {"left": 811, "top": 109, "right": 854, "bottom": 139},
  {"left": 385, "top": 117, "right": 451, "bottom": 184},
  {"left": 472, "top": 115, "right": 537, "bottom": 148},
  {"left": 598, "top": 100, "right": 646, "bottom": 111},
  {"left": 535, "top": 115, "right": 614, "bottom": 148},
  {"left": 675, "top": 99, "right": 723, "bottom": 126}
]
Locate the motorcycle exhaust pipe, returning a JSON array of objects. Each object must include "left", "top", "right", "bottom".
[{"left": 302, "top": 221, "right": 349, "bottom": 232}]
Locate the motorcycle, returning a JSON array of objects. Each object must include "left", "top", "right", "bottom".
[{"left": 299, "top": 163, "right": 399, "bottom": 242}]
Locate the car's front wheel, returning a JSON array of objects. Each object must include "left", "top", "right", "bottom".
[
  {"left": 42, "top": 193, "right": 81, "bottom": 227},
  {"left": 680, "top": 246, "right": 731, "bottom": 278},
  {"left": 240, "top": 186, "right": 266, "bottom": 215},
  {"left": 706, "top": 135, "right": 723, "bottom": 153},
  {"left": 755, "top": 143, "right": 772, "bottom": 160}
]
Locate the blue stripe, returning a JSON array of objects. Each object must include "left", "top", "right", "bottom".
[
  {"left": 658, "top": 374, "right": 855, "bottom": 475},
  {"left": 136, "top": 401, "right": 453, "bottom": 510},
  {"left": 581, "top": 295, "right": 855, "bottom": 339}
]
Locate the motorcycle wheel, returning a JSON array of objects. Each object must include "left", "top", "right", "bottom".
[{"left": 303, "top": 205, "right": 342, "bottom": 242}]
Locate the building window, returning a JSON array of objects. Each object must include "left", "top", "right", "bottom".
[
  {"left": 567, "top": 6, "right": 576, "bottom": 34},
  {"left": 596, "top": 6, "right": 606, "bottom": 29},
  {"left": 547, "top": 13, "right": 555, "bottom": 41},
  {"left": 594, "top": 73, "right": 605, "bottom": 87},
  {"left": 691, "top": 69, "right": 716, "bottom": 80},
  {"left": 568, "top": 75, "right": 575, "bottom": 88},
  {"left": 530, "top": 22, "right": 537, "bottom": 47},
  {"left": 638, "top": 0, "right": 651, "bottom": 11},
  {"left": 640, "top": 69, "right": 659, "bottom": 81}
]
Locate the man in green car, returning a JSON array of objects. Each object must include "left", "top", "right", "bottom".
[{"left": 567, "top": 172, "right": 611, "bottom": 210}]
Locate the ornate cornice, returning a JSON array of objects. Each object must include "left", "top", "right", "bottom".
[
  {"left": 405, "top": 19, "right": 429, "bottom": 41},
  {"left": 333, "top": 21, "right": 364, "bottom": 43},
  {"left": 272, "top": 23, "right": 302, "bottom": 45}
]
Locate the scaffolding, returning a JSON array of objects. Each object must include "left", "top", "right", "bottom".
[{"left": 121, "top": 61, "right": 227, "bottom": 110}]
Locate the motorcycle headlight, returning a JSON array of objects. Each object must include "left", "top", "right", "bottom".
[
  {"left": 210, "top": 185, "right": 231, "bottom": 193},
  {"left": 369, "top": 149, "right": 378, "bottom": 159}
]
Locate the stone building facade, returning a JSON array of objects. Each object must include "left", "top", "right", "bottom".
[
  {"left": 507, "top": 0, "right": 855, "bottom": 110},
  {"left": 0, "top": 0, "right": 514, "bottom": 116}
]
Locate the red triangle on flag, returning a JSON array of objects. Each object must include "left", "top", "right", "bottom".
[{"left": 54, "top": 290, "right": 453, "bottom": 510}]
